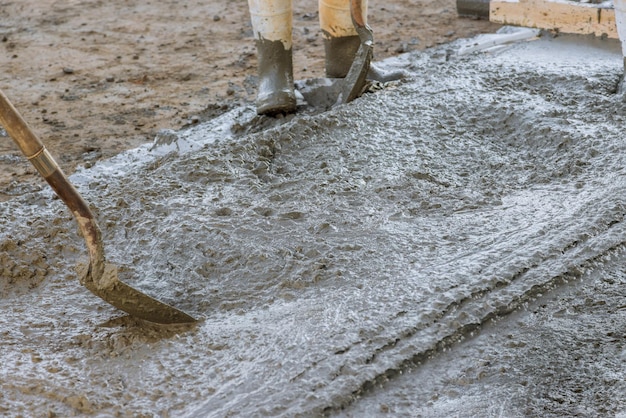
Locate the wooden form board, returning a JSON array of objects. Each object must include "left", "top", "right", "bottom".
[{"left": 490, "top": 0, "right": 618, "bottom": 38}]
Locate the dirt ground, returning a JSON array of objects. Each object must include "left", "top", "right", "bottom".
[{"left": 0, "top": 0, "right": 499, "bottom": 200}]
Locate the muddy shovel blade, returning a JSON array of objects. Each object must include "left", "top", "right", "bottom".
[
  {"left": 339, "top": 0, "right": 374, "bottom": 104},
  {"left": 81, "top": 263, "right": 196, "bottom": 324},
  {"left": 0, "top": 89, "right": 196, "bottom": 324}
]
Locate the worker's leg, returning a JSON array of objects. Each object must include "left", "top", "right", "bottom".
[
  {"left": 248, "top": 0, "right": 297, "bottom": 115},
  {"left": 319, "top": 0, "right": 368, "bottom": 78}
]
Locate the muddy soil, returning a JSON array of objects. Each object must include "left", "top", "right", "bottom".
[{"left": 0, "top": 0, "right": 499, "bottom": 199}]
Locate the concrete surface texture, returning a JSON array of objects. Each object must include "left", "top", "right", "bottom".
[{"left": 1, "top": 31, "right": 626, "bottom": 417}]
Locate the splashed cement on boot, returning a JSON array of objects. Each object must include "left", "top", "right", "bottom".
[
  {"left": 255, "top": 38, "right": 296, "bottom": 115},
  {"left": 1, "top": 34, "right": 626, "bottom": 417}
]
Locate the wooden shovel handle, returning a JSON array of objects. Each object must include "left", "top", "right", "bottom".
[
  {"left": 0, "top": 89, "right": 106, "bottom": 275},
  {"left": 0, "top": 89, "right": 44, "bottom": 157},
  {"left": 350, "top": 0, "right": 367, "bottom": 29}
]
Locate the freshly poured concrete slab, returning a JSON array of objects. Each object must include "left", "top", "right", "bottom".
[{"left": 1, "top": 32, "right": 625, "bottom": 417}]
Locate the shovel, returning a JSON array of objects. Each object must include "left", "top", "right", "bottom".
[
  {"left": 296, "top": 0, "right": 373, "bottom": 108},
  {"left": 0, "top": 89, "right": 196, "bottom": 324},
  {"left": 338, "top": 0, "right": 374, "bottom": 104}
]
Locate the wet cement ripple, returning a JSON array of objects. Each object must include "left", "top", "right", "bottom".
[{"left": 1, "top": 34, "right": 626, "bottom": 416}]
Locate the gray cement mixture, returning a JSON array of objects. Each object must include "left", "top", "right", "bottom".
[{"left": 2, "top": 30, "right": 626, "bottom": 417}]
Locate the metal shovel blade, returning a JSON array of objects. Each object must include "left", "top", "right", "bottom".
[
  {"left": 81, "top": 263, "right": 196, "bottom": 324},
  {"left": 0, "top": 89, "right": 196, "bottom": 325},
  {"left": 339, "top": 0, "right": 374, "bottom": 104}
]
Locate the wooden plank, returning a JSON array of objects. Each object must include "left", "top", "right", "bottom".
[{"left": 490, "top": 0, "right": 618, "bottom": 38}]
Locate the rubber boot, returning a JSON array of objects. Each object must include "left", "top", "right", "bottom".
[
  {"left": 319, "top": 0, "right": 366, "bottom": 78},
  {"left": 456, "top": 0, "right": 490, "bottom": 19},
  {"left": 248, "top": 0, "right": 297, "bottom": 115}
]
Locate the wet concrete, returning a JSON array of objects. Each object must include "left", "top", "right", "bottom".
[
  {"left": 338, "top": 245, "right": 626, "bottom": 417},
  {"left": 1, "top": 32, "right": 626, "bottom": 416}
]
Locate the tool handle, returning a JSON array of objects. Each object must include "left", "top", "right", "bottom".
[
  {"left": 0, "top": 89, "right": 79, "bottom": 205},
  {"left": 350, "top": 0, "right": 367, "bottom": 29},
  {"left": 0, "top": 89, "right": 44, "bottom": 157},
  {"left": 0, "top": 89, "right": 62, "bottom": 182},
  {"left": 350, "top": 0, "right": 373, "bottom": 43},
  {"left": 0, "top": 88, "right": 106, "bottom": 272}
]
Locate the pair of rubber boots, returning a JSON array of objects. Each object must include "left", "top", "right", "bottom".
[{"left": 255, "top": 35, "right": 361, "bottom": 116}]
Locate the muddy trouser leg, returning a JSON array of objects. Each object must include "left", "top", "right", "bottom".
[
  {"left": 319, "top": 0, "right": 365, "bottom": 78},
  {"left": 248, "top": 0, "right": 297, "bottom": 115}
]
